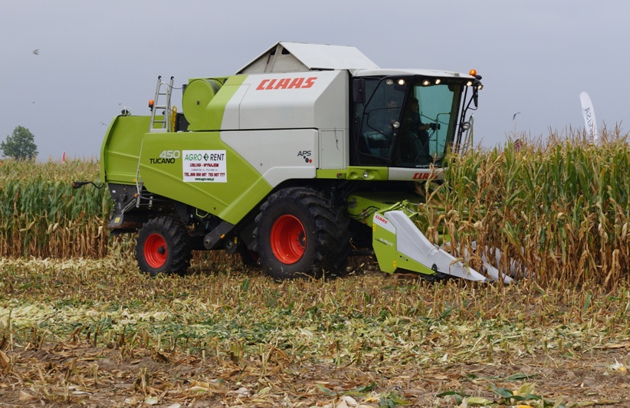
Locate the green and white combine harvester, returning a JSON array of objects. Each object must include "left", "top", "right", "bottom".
[{"left": 91, "top": 42, "right": 512, "bottom": 283}]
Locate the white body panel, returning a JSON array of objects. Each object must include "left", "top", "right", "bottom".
[
  {"left": 221, "top": 70, "right": 349, "bottom": 170},
  {"left": 388, "top": 167, "right": 444, "bottom": 181},
  {"left": 228, "top": 70, "right": 348, "bottom": 131},
  {"left": 221, "top": 129, "right": 318, "bottom": 187},
  {"left": 383, "top": 210, "right": 489, "bottom": 282},
  {"left": 319, "top": 129, "right": 347, "bottom": 169},
  {"left": 221, "top": 83, "right": 250, "bottom": 130}
]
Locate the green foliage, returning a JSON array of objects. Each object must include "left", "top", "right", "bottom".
[
  {"left": 0, "top": 126, "right": 38, "bottom": 160},
  {"left": 0, "top": 158, "right": 111, "bottom": 258}
]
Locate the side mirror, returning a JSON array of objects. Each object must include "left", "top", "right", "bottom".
[{"left": 472, "top": 76, "right": 482, "bottom": 108}]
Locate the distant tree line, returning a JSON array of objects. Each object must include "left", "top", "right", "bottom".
[{"left": 0, "top": 126, "right": 38, "bottom": 160}]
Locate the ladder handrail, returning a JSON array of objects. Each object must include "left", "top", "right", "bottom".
[{"left": 149, "top": 76, "right": 174, "bottom": 133}]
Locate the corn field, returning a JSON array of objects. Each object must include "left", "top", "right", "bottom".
[
  {"left": 2, "top": 128, "right": 630, "bottom": 287},
  {"left": 0, "top": 158, "right": 110, "bottom": 258},
  {"left": 419, "top": 126, "right": 630, "bottom": 288}
]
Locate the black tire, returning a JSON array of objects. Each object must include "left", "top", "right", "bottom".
[
  {"left": 238, "top": 246, "right": 261, "bottom": 268},
  {"left": 254, "top": 187, "right": 351, "bottom": 279},
  {"left": 135, "top": 215, "right": 192, "bottom": 276}
]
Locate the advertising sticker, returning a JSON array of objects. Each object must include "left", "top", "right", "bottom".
[{"left": 182, "top": 150, "right": 227, "bottom": 182}]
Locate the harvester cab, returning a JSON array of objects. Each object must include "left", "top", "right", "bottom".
[
  {"left": 96, "top": 42, "right": 509, "bottom": 283},
  {"left": 351, "top": 70, "right": 480, "bottom": 169}
]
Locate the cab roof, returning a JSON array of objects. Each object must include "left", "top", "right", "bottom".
[{"left": 353, "top": 68, "right": 474, "bottom": 79}]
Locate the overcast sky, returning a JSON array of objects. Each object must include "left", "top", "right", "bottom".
[{"left": 1, "top": 1, "right": 628, "bottom": 160}]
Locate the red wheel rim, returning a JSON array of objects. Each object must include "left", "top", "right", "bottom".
[
  {"left": 145, "top": 233, "right": 167, "bottom": 268},
  {"left": 270, "top": 215, "right": 306, "bottom": 264}
]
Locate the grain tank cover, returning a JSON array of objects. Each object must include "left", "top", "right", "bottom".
[
  {"left": 237, "top": 42, "right": 379, "bottom": 74},
  {"left": 181, "top": 79, "right": 222, "bottom": 128}
]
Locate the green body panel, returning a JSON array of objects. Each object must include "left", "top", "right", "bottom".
[
  {"left": 347, "top": 191, "right": 421, "bottom": 227},
  {"left": 348, "top": 191, "right": 450, "bottom": 243},
  {"left": 139, "top": 132, "right": 272, "bottom": 225},
  {"left": 100, "top": 116, "right": 153, "bottom": 184},
  {"left": 101, "top": 114, "right": 272, "bottom": 225},
  {"left": 316, "top": 167, "right": 389, "bottom": 180}
]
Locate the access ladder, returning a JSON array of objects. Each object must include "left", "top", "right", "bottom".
[{"left": 149, "top": 76, "right": 174, "bottom": 133}]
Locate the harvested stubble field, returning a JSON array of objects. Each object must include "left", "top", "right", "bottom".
[
  {"left": 2, "top": 130, "right": 630, "bottom": 407},
  {"left": 1, "top": 256, "right": 629, "bottom": 407}
]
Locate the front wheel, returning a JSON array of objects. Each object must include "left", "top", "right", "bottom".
[
  {"left": 135, "top": 216, "right": 192, "bottom": 276},
  {"left": 254, "top": 187, "right": 351, "bottom": 279}
]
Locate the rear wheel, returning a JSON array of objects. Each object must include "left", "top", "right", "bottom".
[
  {"left": 254, "top": 187, "right": 351, "bottom": 279},
  {"left": 135, "top": 216, "right": 192, "bottom": 276}
]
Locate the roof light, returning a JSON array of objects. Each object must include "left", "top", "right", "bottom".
[
  {"left": 422, "top": 80, "right": 430, "bottom": 86},
  {"left": 466, "top": 81, "right": 473, "bottom": 87},
  {"left": 385, "top": 79, "right": 394, "bottom": 85},
  {"left": 398, "top": 79, "right": 406, "bottom": 86},
  {"left": 435, "top": 79, "right": 441, "bottom": 85}
]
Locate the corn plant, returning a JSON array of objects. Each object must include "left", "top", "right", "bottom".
[
  {"left": 419, "top": 126, "right": 630, "bottom": 288},
  {"left": 0, "top": 158, "right": 111, "bottom": 258}
]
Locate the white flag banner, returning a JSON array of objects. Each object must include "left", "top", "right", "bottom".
[{"left": 579, "top": 92, "right": 598, "bottom": 143}]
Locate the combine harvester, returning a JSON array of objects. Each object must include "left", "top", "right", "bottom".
[{"left": 83, "top": 42, "right": 511, "bottom": 283}]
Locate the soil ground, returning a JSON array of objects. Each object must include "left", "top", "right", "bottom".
[{"left": 1, "top": 342, "right": 629, "bottom": 407}]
